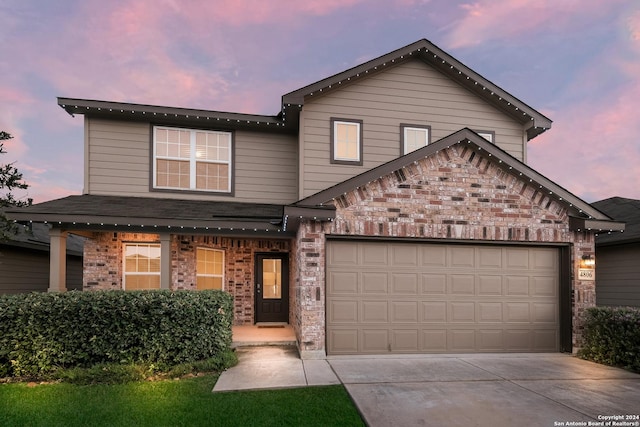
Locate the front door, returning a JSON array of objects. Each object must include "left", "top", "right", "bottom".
[{"left": 255, "top": 253, "right": 289, "bottom": 323}]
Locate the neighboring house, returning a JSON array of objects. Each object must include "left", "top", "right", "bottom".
[
  {"left": 0, "top": 223, "right": 84, "bottom": 294},
  {"left": 592, "top": 197, "right": 640, "bottom": 307},
  {"left": 6, "top": 39, "right": 624, "bottom": 357}
]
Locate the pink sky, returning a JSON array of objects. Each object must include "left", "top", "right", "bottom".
[{"left": 1, "top": 0, "right": 639, "bottom": 203}]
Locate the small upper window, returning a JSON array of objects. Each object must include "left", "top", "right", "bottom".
[
  {"left": 476, "top": 131, "right": 494, "bottom": 143},
  {"left": 401, "top": 124, "right": 431, "bottom": 155},
  {"left": 331, "top": 118, "right": 363, "bottom": 165},
  {"left": 154, "top": 126, "right": 232, "bottom": 193}
]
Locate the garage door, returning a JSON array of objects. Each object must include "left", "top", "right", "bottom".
[{"left": 326, "top": 240, "right": 560, "bottom": 354}]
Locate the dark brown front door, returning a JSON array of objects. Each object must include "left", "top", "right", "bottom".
[{"left": 255, "top": 253, "right": 289, "bottom": 323}]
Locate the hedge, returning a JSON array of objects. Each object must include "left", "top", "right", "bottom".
[
  {"left": 0, "top": 290, "right": 233, "bottom": 377},
  {"left": 578, "top": 306, "right": 640, "bottom": 373}
]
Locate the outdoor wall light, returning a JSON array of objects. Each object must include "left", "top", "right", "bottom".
[{"left": 581, "top": 254, "right": 595, "bottom": 267}]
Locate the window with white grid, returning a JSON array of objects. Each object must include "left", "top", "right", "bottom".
[{"left": 154, "top": 126, "right": 231, "bottom": 192}]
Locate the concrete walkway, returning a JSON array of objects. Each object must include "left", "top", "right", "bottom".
[
  {"left": 214, "top": 348, "right": 640, "bottom": 426},
  {"left": 213, "top": 345, "right": 340, "bottom": 392}
]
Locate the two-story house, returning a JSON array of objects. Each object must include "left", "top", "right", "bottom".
[{"left": 7, "top": 39, "right": 624, "bottom": 358}]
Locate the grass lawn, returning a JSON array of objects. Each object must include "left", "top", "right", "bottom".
[{"left": 0, "top": 375, "right": 364, "bottom": 427}]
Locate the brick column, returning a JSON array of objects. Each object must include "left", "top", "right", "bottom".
[
  {"left": 296, "top": 220, "right": 327, "bottom": 359},
  {"left": 160, "top": 233, "right": 171, "bottom": 290}
]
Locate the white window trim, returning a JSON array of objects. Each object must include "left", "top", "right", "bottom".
[
  {"left": 331, "top": 118, "right": 363, "bottom": 164},
  {"left": 400, "top": 124, "right": 431, "bottom": 155},
  {"left": 123, "top": 243, "right": 161, "bottom": 291},
  {"left": 196, "top": 248, "right": 225, "bottom": 290},
  {"left": 153, "top": 126, "right": 232, "bottom": 193},
  {"left": 475, "top": 130, "right": 494, "bottom": 143}
]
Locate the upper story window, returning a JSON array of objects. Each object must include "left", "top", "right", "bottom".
[
  {"left": 123, "top": 243, "right": 161, "bottom": 290},
  {"left": 401, "top": 124, "right": 431, "bottom": 155},
  {"left": 331, "top": 118, "right": 363, "bottom": 165},
  {"left": 196, "top": 248, "right": 224, "bottom": 290},
  {"left": 153, "top": 126, "right": 232, "bottom": 193},
  {"left": 476, "top": 130, "right": 495, "bottom": 143}
]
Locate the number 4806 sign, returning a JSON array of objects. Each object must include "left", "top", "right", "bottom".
[{"left": 578, "top": 269, "right": 595, "bottom": 280}]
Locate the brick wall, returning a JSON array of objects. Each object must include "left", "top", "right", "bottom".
[
  {"left": 84, "top": 233, "right": 290, "bottom": 325},
  {"left": 294, "top": 144, "right": 596, "bottom": 354}
]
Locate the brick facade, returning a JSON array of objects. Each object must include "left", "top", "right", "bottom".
[
  {"left": 293, "top": 144, "right": 596, "bottom": 356},
  {"left": 84, "top": 233, "right": 290, "bottom": 325}
]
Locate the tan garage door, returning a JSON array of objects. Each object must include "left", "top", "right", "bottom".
[{"left": 326, "top": 240, "right": 560, "bottom": 355}]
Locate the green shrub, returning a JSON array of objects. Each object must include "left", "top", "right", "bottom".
[
  {"left": 0, "top": 290, "right": 233, "bottom": 377},
  {"left": 578, "top": 306, "right": 640, "bottom": 372}
]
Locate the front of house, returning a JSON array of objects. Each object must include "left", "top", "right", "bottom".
[{"left": 8, "top": 40, "right": 623, "bottom": 358}]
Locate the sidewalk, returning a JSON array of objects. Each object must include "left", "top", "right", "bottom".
[{"left": 212, "top": 345, "right": 340, "bottom": 392}]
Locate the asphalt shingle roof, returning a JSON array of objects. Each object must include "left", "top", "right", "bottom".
[{"left": 592, "top": 197, "right": 639, "bottom": 245}]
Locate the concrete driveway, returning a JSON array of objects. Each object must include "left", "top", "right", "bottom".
[{"left": 327, "top": 353, "right": 640, "bottom": 427}]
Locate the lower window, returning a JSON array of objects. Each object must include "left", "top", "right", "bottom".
[
  {"left": 197, "top": 248, "right": 224, "bottom": 290},
  {"left": 123, "top": 243, "right": 161, "bottom": 290}
]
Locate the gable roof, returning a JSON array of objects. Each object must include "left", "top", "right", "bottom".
[
  {"left": 59, "top": 39, "right": 551, "bottom": 140},
  {"left": 282, "top": 39, "right": 552, "bottom": 140},
  {"left": 294, "top": 128, "right": 623, "bottom": 233},
  {"left": 592, "top": 197, "right": 639, "bottom": 246}
]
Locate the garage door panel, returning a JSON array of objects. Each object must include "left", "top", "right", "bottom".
[
  {"left": 450, "top": 247, "right": 475, "bottom": 267},
  {"left": 478, "top": 330, "right": 504, "bottom": 350},
  {"left": 422, "top": 301, "right": 447, "bottom": 322},
  {"left": 362, "top": 300, "right": 388, "bottom": 323},
  {"left": 478, "top": 247, "right": 503, "bottom": 269},
  {"left": 421, "top": 245, "right": 447, "bottom": 266},
  {"left": 449, "top": 302, "right": 475, "bottom": 322},
  {"left": 362, "top": 272, "right": 388, "bottom": 293},
  {"left": 391, "top": 273, "right": 418, "bottom": 294},
  {"left": 504, "top": 302, "right": 531, "bottom": 322},
  {"left": 449, "top": 329, "right": 476, "bottom": 351},
  {"left": 392, "top": 244, "right": 418, "bottom": 266},
  {"left": 532, "top": 302, "right": 557, "bottom": 323},
  {"left": 422, "top": 274, "right": 446, "bottom": 294},
  {"left": 328, "top": 241, "right": 358, "bottom": 265},
  {"left": 391, "top": 301, "right": 419, "bottom": 322},
  {"left": 504, "top": 330, "right": 533, "bottom": 351},
  {"left": 422, "top": 330, "right": 447, "bottom": 351},
  {"left": 362, "top": 244, "right": 388, "bottom": 265},
  {"left": 450, "top": 274, "right": 475, "bottom": 295},
  {"left": 532, "top": 276, "right": 557, "bottom": 296},
  {"left": 329, "top": 329, "right": 359, "bottom": 353},
  {"left": 534, "top": 330, "right": 558, "bottom": 350},
  {"left": 327, "top": 241, "right": 560, "bottom": 355},
  {"left": 505, "top": 276, "right": 530, "bottom": 295},
  {"left": 478, "top": 275, "right": 502, "bottom": 295},
  {"left": 329, "top": 271, "right": 358, "bottom": 294},
  {"left": 392, "top": 329, "right": 419, "bottom": 351},
  {"left": 328, "top": 300, "right": 358, "bottom": 323},
  {"left": 478, "top": 302, "right": 503, "bottom": 322},
  {"left": 362, "top": 329, "right": 389, "bottom": 352},
  {"left": 531, "top": 248, "right": 557, "bottom": 270},
  {"left": 506, "top": 248, "right": 530, "bottom": 269}
]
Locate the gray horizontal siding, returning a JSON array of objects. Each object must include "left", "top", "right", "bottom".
[
  {"left": 596, "top": 244, "right": 640, "bottom": 307},
  {"left": 301, "top": 59, "right": 525, "bottom": 198},
  {"left": 87, "top": 118, "right": 298, "bottom": 204},
  {"left": 0, "top": 247, "right": 82, "bottom": 294}
]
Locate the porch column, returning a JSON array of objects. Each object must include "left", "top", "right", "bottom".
[
  {"left": 159, "top": 233, "right": 171, "bottom": 289},
  {"left": 49, "top": 228, "right": 68, "bottom": 292}
]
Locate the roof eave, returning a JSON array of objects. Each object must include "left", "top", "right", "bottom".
[{"left": 57, "top": 97, "right": 294, "bottom": 133}]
